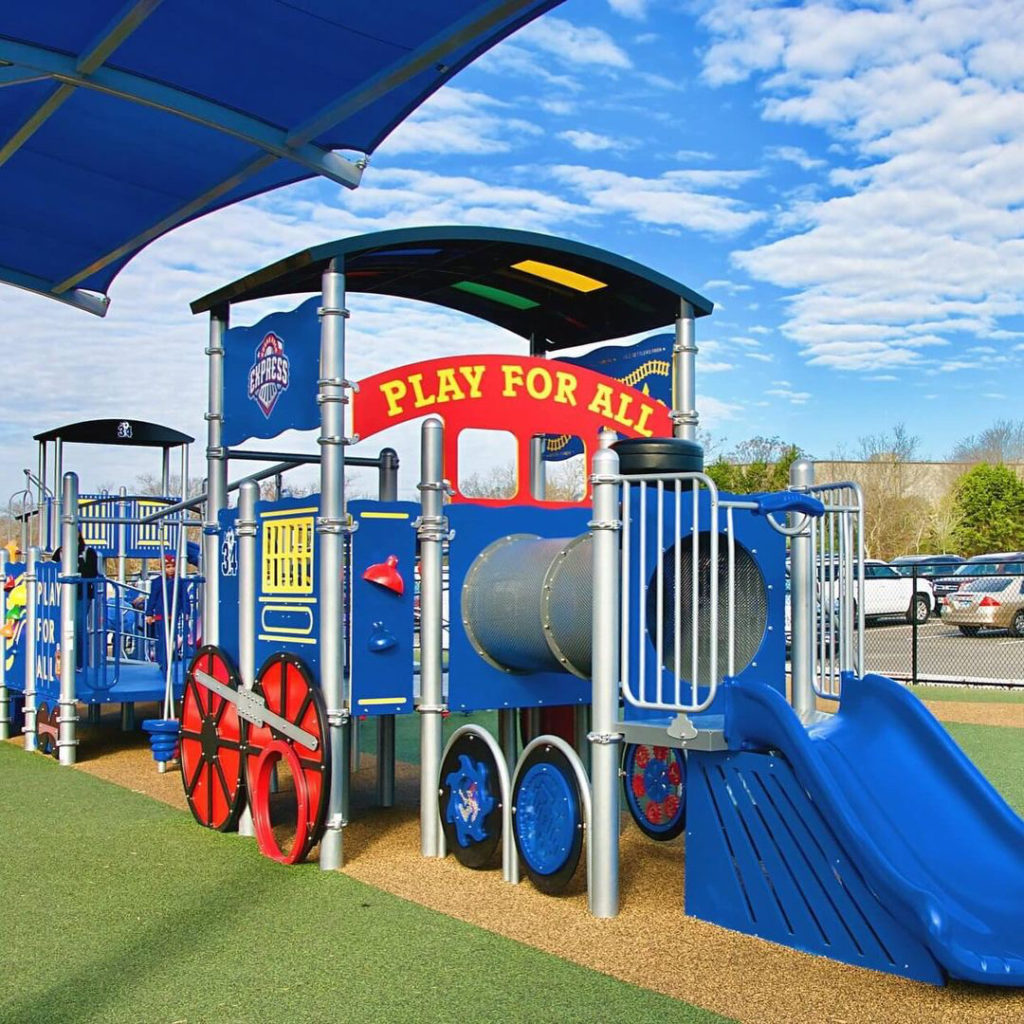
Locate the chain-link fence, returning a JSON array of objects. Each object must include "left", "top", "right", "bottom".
[{"left": 860, "top": 564, "right": 1024, "bottom": 687}]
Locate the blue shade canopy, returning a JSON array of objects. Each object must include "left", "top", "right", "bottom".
[{"left": 0, "top": 0, "right": 563, "bottom": 316}]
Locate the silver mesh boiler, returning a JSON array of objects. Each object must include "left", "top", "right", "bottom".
[{"left": 461, "top": 533, "right": 593, "bottom": 678}]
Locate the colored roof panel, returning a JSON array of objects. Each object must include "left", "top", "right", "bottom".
[
  {"left": 191, "top": 225, "right": 714, "bottom": 352},
  {"left": 0, "top": 1, "right": 564, "bottom": 315}
]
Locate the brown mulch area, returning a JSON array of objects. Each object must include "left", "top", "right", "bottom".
[{"left": 6, "top": 700, "right": 1023, "bottom": 1024}]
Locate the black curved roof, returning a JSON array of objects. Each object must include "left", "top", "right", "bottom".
[
  {"left": 191, "top": 226, "right": 713, "bottom": 351},
  {"left": 34, "top": 419, "right": 194, "bottom": 447}
]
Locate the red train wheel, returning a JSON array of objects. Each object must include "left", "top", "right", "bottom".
[
  {"left": 179, "top": 645, "right": 246, "bottom": 831},
  {"left": 244, "top": 652, "right": 330, "bottom": 864},
  {"left": 252, "top": 740, "right": 311, "bottom": 865}
]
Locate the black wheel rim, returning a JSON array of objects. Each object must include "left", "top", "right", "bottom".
[
  {"left": 439, "top": 731, "right": 503, "bottom": 870},
  {"left": 512, "top": 742, "right": 584, "bottom": 895}
]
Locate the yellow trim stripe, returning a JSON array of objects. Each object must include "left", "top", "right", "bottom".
[
  {"left": 360, "top": 512, "right": 410, "bottom": 520},
  {"left": 260, "top": 506, "right": 318, "bottom": 518},
  {"left": 258, "top": 634, "right": 317, "bottom": 645},
  {"left": 258, "top": 595, "right": 316, "bottom": 604},
  {"left": 511, "top": 258, "right": 606, "bottom": 293},
  {"left": 358, "top": 697, "right": 408, "bottom": 706}
]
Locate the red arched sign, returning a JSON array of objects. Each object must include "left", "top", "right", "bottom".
[{"left": 352, "top": 354, "right": 673, "bottom": 505}]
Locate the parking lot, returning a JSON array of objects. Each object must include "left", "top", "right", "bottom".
[{"left": 861, "top": 616, "right": 1024, "bottom": 686}]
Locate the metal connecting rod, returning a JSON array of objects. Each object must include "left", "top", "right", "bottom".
[
  {"left": 589, "top": 432, "right": 622, "bottom": 917},
  {"left": 58, "top": 472, "right": 79, "bottom": 766},
  {"left": 418, "top": 417, "right": 447, "bottom": 859}
]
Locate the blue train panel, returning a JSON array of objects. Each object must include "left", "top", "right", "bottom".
[
  {"left": 216, "top": 506, "right": 241, "bottom": 664},
  {"left": 348, "top": 501, "right": 418, "bottom": 717},
  {"left": 447, "top": 503, "right": 592, "bottom": 713},
  {"left": 254, "top": 494, "right": 321, "bottom": 677},
  {"left": 77, "top": 494, "right": 184, "bottom": 559},
  {"left": 622, "top": 487, "right": 785, "bottom": 725}
]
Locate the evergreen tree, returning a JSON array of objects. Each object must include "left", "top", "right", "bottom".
[{"left": 951, "top": 464, "right": 1024, "bottom": 555}]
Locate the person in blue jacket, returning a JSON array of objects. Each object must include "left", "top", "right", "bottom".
[{"left": 145, "top": 555, "right": 186, "bottom": 673}]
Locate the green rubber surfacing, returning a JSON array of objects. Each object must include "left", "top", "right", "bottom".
[{"left": 0, "top": 743, "right": 727, "bottom": 1024}]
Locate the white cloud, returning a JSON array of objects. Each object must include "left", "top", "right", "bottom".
[
  {"left": 549, "top": 165, "right": 765, "bottom": 235},
  {"left": 517, "top": 17, "right": 632, "bottom": 69},
  {"left": 765, "top": 145, "right": 825, "bottom": 170},
  {"left": 608, "top": 0, "right": 648, "bottom": 20},
  {"left": 558, "top": 130, "right": 619, "bottom": 152},
  {"left": 699, "top": 0, "right": 1024, "bottom": 370},
  {"left": 766, "top": 387, "right": 811, "bottom": 404},
  {"left": 746, "top": 351, "right": 774, "bottom": 362},
  {"left": 381, "top": 87, "right": 539, "bottom": 156}
]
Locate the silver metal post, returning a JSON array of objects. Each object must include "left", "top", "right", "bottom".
[
  {"left": 789, "top": 459, "right": 815, "bottom": 718},
  {"left": 52, "top": 439, "right": 63, "bottom": 551},
  {"left": 529, "top": 435, "right": 546, "bottom": 500},
  {"left": 0, "top": 549, "right": 9, "bottom": 740},
  {"left": 23, "top": 546, "right": 39, "bottom": 751},
  {"left": 236, "top": 480, "right": 258, "bottom": 837},
  {"left": 589, "top": 436, "right": 621, "bottom": 917},
  {"left": 318, "top": 260, "right": 350, "bottom": 872},
  {"left": 673, "top": 301, "right": 698, "bottom": 441},
  {"left": 204, "top": 307, "right": 228, "bottom": 645},
  {"left": 498, "top": 708, "right": 517, "bottom": 776},
  {"left": 58, "top": 472, "right": 79, "bottom": 766},
  {"left": 418, "top": 417, "right": 446, "bottom": 859},
  {"left": 37, "top": 443, "right": 46, "bottom": 549},
  {"left": 377, "top": 446, "right": 399, "bottom": 808},
  {"left": 117, "top": 486, "right": 127, "bottom": 586}
]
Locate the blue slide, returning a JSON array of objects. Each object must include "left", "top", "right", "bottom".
[{"left": 725, "top": 674, "right": 1024, "bottom": 986}]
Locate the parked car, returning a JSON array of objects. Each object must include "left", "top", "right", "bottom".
[
  {"left": 932, "top": 552, "right": 1024, "bottom": 608},
  {"left": 940, "top": 576, "right": 1024, "bottom": 636},
  {"left": 816, "top": 558, "right": 933, "bottom": 624},
  {"left": 889, "top": 553, "right": 965, "bottom": 580}
]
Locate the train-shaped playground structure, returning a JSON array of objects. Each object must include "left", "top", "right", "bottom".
[{"left": 2, "top": 227, "right": 1021, "bottom": 988}]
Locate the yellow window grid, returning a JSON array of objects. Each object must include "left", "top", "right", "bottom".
[{"left": 262, "top": 514, "right": 315, "bottom": 594}]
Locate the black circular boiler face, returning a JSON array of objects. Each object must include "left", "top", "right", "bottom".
[{"left": 645, "top": 533, "right": 768, "bottom": 682}]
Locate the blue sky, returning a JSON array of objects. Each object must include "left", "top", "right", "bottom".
[{"left": 2, "top": 0, "right": 1020, "bottom": 500}]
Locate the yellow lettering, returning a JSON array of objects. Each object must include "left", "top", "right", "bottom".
[
  {"left": 633, "top": 403, "right": 655, "bottom": 437},
  {"left": 554, "top": 371, "right": 578, "bottom": 406},
  {"left": 436, "top": 367, "right": 466, "bottom": 404},
  {"left": 525, "top": 367, "right": 553, "bottom": 400},
  {"left": 501, "top": 364, "right": 525, "bottom": 397},
  {"left": 459, "top": 364, "right": 485, "bottom": 398},
  {"left": 409, "top": 373, "right": 436, "bottom": 410},
  {"left": 613, "top": 392, "right": 636, "bottom": 429},
  {"left": 380, "top": 379, "right": 408, "bottom": 418},
  {"left": 587, "top": 383, "right": 615, "bottom": 419}
]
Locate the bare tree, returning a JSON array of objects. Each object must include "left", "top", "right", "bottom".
[
  {"left": 949, "top": 418, "right": 1024, "bottom": 463},
  {"left": 829, "top": 423, "right": 928, "bottom": 559}
]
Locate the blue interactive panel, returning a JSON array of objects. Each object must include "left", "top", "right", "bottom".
[{"left": 348, "top": 500, "right": 418, "bottom": 716}]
